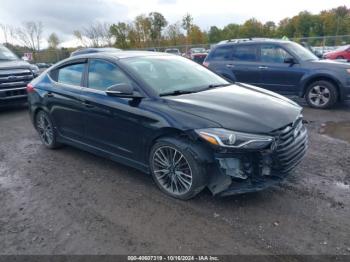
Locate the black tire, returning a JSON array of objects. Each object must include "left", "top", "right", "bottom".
[
  {"left": 305, "top": 80, "right": 338, "bottom": 109},
  {"left": 149, "top": 137, "right": 207, "bottom": 200},
  {"left": 35, "top": 110, "right": 61, "bottom": 149},
  {"left": 336, "top": 56, "right": 344, "bottom": 59}
]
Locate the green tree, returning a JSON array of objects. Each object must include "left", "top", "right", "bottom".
[
  {"left": 134, "top": 14, "right": 152, "bottom": 47},
  {"left": 110, "top": 22, "right": 130, "bottom": 48},
  {"left": 166, "top": 22, "right": 182, "bottom": 46},
  {"left": 47, "top": 33, "right": 60, "bottom": 49},
  {"left": 222, "top": 24, "right": 240, "bottom": 40},
  {"left": 208, "top": 26, "right": 222, "bottom": 43},
  {"left": 149, "top": 12, "right": 168, "bottom": 47},
  {"left": 188, "top": 25, "right": 205, "bottom": 44},
  {"left": 240, "top": 18, "right": 263, "bottom": 38}
]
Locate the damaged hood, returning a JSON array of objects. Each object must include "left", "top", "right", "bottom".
[{"left": 165, "top": 84, "right": 302, "bottom": 134}]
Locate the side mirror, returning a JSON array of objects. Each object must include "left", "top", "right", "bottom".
[
  {"left": 106, "top": 83, "right": 143, "bottom": 98},
  {"left": 284, "top": 57, "right": 296, "bottom": 64}
]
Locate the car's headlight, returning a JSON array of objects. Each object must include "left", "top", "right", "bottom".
[
  {"left": 346, "top": 69, "right": 350, "bottom": 74},
  {"left": 195, "top": 128, "right": 274, "bottom": 149}
]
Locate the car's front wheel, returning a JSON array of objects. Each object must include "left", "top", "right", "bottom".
[
  {"left": 149, "top": 137, "right": 207, "bottom": 200},
  {"left": 305, "top": 80, "right": 338, "bottom": 109},
  {"left": 35, "top": 110, "right": 60, "bottom": 149}
]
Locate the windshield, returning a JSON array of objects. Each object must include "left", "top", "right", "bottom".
[
  {"left": 165, "top": 49, "right": 179, "bottom": 54},
  {"left": 122, "top": 55, "right": 229, "bottom": 95},
  {"left": 0, "top": 45, "right": 18, "bottom": 61},
  {"left": 285, "top": 42, "right": 318, "bottom": 61},
  {"left": 191, "top": 48, "right": 206, "bottom": 53}
]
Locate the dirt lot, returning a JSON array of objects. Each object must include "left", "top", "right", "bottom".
[{"left": 0, "top": 100, "right": 349, "bottom": 255}]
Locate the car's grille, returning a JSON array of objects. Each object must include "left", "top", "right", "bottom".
[
  {"left": 0, "top": 69, "right": 34, "bottom": 97},
  {"left": 271, "top": 118, "right": 308, "bottom": 173}
]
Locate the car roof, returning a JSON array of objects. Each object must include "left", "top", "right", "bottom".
[
  {"left": 68, "top": 50, "right": 173, "bottom": 61},
  {"left": 216, "top": 38, "right": 291, "bottom": 48},
  {"left": 70, "top": 47, "right": 122, "bottom": 56}
]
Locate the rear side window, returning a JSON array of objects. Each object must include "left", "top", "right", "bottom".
[
  {"left": 232, "top": 45, "right": 258, "bottom": 62},
  {"left": 88, "top": 59, "right": 132, "bottom": 91},
  {"left": 260, "top": 44, "right": 293, "bottom": 63},
  {"left": 57, "top": 63, "right": 85, "bottom": 86},
  {"left": 210, "top": 46, "right": 233, "bottom": 61}
]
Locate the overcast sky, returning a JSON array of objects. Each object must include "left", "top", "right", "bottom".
[{"left": 0, "top": 0, "right": 348, "bottom": 47}]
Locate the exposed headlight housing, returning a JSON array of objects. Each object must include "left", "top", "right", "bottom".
[{"left": 195, "top": 128, "right": 274, "bottom": 149}]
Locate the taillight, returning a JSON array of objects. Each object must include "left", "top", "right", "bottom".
[
  {"left": 26, "top": 83, "right": 35, "bottom": 93},
  {"left": 203, "top": 61, "right": 210, "bottom": 67}
]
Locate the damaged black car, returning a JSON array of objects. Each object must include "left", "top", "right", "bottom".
[{"left": 28, "top": 51, "right": 308, "bottom": 200}]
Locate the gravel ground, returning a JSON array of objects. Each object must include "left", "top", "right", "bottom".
[{"left": 0, "top": 101, "right": 349, "bottom": 255}]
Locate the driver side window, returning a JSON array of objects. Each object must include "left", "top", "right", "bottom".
[
  {"left": 260, "top": 44, "right": 293, "bottom": 63},
  {"left": 88, "top": 59, "right": 133, "bottom": 91}
]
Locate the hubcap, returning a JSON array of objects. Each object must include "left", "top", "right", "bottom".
[
  {"left": 152, "top": 146, "right": 192, "bottom": 195},
  {"left": 36, "top": 113, "right": 53, "bottom": 146},
  {"left": 308, "top": 85, "right": 330, "bottom": 106}
]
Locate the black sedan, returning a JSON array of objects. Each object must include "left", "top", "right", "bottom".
[{"left": 27, "top": 51, "right": 308, "bottom": 200}]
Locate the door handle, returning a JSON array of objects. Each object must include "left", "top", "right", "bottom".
[
  {"left": 258, "top": 66, "right": 268, "bottom": 69},
  {"left": 46, "top": 92, "right": 54, "bottom": 97},
  {"left": 226, "top": 64, "right": 235, "bottom": 68},
  {"left": 82, "top": 101, "right": 95, "bottom": 108}
]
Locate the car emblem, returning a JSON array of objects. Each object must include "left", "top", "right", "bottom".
[{"left": 7, "top": 75, "right": 17, "bottom": 80}]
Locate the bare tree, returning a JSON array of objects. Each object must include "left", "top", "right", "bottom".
[
  {"left": 166, "top": 22, "right": 182, "bottom": 46},
  {"left": 74, "top": 22, "right": 113, "bottom": 47},
  {"left": 14, "top": 21, "right": 43, "bottom": 51},
  {"left": 0, "top": 24, "right": 14, "bottom": 44}
]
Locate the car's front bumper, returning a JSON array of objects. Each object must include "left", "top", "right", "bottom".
[
  {"left": 206, "top": 119, "right": 308, "bottom": 196},
  {"left": 0, "top": 87, "right": 27, "bottom": 106}
]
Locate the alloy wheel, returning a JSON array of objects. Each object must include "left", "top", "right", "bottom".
[
  {"left": 152, "top": 146, "right": 193, "bottom": 195},
  {"left": 36, "top": 112, "right": 54, "bottom": 146},
  {"left": 307, "top": 85, "right": 330, "bottom": 107}
]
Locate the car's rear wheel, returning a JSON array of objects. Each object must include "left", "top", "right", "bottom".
[
  {"left": 305, "top": 80, "right": 338, "bottom": 109},
  {"left": 149, "top": 137, "right": 207, "bottom": 200},
  {"left": 35, "top": 110, "right": 60, "bottom": 149}
]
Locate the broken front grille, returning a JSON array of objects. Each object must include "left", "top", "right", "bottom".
[{"left": 271, "top": 118, "right": 308, "bottom": 173}]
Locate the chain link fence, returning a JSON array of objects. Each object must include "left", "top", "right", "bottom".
[{"left": 9, "top": 35, "right": 350, "bottom": 64}]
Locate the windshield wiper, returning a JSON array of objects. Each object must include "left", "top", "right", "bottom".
[
  {"left": 159, "top": 83, "right": 231, "bottom": 97},
  {"left": 159, "top": 89, "right": 198, "bottom": 97},
  {"left": 207, "top": 83, "right": 231, "bottom": 89}
]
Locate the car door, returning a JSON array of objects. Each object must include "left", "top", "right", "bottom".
[
  {"left": 48, "top": 59, "right": 86, "bottom": 141},
  {"left": 207, "top": 44, "right": 260, "bottom": 84},
  {"left": 258, "top": 44, "right": 305, "bottom": 94},
  {"left": 81, "top": 58, "right": 145, "bottom": 160},
  {"left": 229, "top": 44, "right": 261, "bottom": 85}
]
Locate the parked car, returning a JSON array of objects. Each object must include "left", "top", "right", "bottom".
[
  {"left": 145, "top": 48, "right": 157, "bottom": 52},
  {"left": 300, "top": 42, "right": 323, "bottom": 58},
  {"left": 70, "top": 47, "right": 122, "bottom": 57},
  {"left": 323, "top": 45, "right": 350, "bottom": 61},
  {"left": 28, "top": 51, "right": 308, "bottom": 200},
  {"left": 36, "top": 63, "right": 52, "bottom": 73},
  {"left": 188, "top": 48, "right": 207, "bottom": 64},
  {"left": 0, "top": 44, "right": 39, "bottom": 106},
  {"left": 164, "top": 48, "right": 180, "bottom": 55},
  {"left": 204, "top": 39, "right": 350, "bottom": 109}
]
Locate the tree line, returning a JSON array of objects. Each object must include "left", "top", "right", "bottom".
[{"left": 0, "top": 5, "right": 349, "bottom": 54}]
